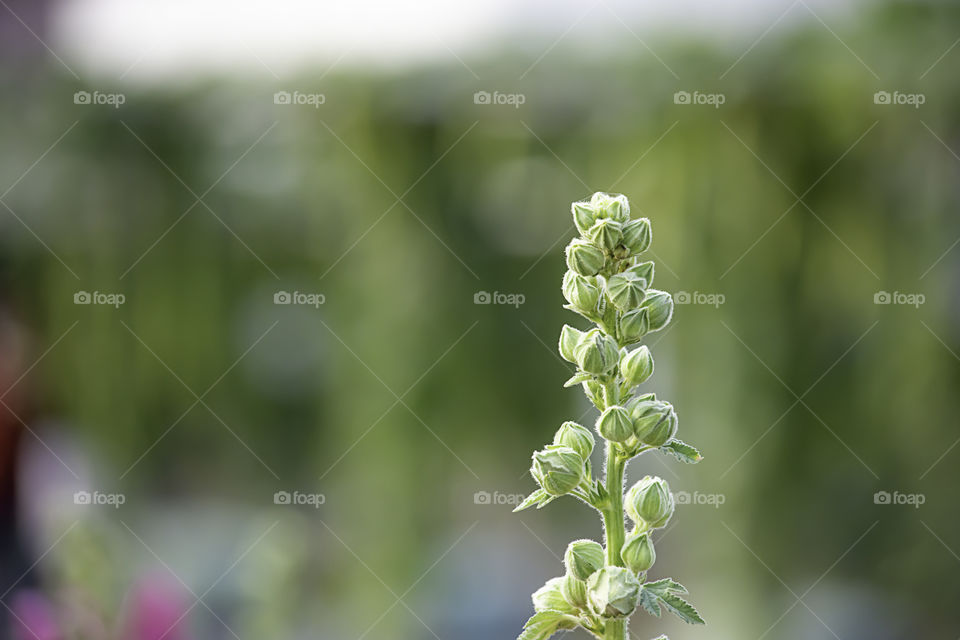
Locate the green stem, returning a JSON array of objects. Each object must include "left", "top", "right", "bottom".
[{"left": 601, "top": 442, "right": 627, "bottom": 640}]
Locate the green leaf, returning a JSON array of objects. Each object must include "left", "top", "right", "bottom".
[
  {"left": 659, "top": 439, "right": 703, "bottom": 464},
  {"left": 514, "top": 489, "right": 548, "bottom": 512},
  {"left": 638, "top": 587, "right": 662, "bottom": 617},
  {"left": 517, "top": 610, "right": 579, "bottom": 640},
  {"left": 563, "top": 371, "right": 594, "bottom": 387},
  {"left": 643, "top": 578, "right": 688, "bottom": 595},
  {"left": 657, "top": 592, "right": 705, "bottom": 625}
]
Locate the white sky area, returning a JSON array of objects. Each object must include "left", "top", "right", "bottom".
[{"left": 50, "top": 0, "right": 859, "bottom": 83}]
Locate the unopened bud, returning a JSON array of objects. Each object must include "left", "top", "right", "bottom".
[
  {"left": 596, "top": 406, "right": 634, "bottom": 443},
  {"left": 631, "top": 400, "right": 677, "bottom": 446},
  {"left": 572, "top": 201, "right": 598, "bottom": 236},
  {"left": 554, "top": 421, "right": 595, "bottom": 461},
  {"left": 533, "top": 577, "right": 578, "bottom": 615},
  {"left": 558, "top": 324, "right": 587, "bottom": 363},
  {"left": 620, "top": 531, "right": 656, "bottom": 573},
  {"left": 586, "top": 566, "right": 641, "bottom": 618},
  {"left": 562, "top": 271, "right": 601, "bottom": 315},
  {"left": 562, "top": 573, "right": 588, "bottom": 609},
  {"left": 587, "top": 219, "right": 623, "bottom": 253},
  {"left": 566, "top": 239, "right": 605, "bottom": 276},
  {"left": 625, "top": 475, "right": 674, "bottom": 529},
  {"left": 564, "top": 539, "right": 605, "bottom": 581},
  {"left": 590, "top": 192, "right": 630, "bottom": 224},
  {"left": 606, "top": 272, "right": 648, "bottom": 311},
  {"left": 625, "top": 260, "right": 654, "bottom": 285},
  {"left": 574, "top": 330, "right": 619, "bottom": 375},
  {"left": 621, "top": 218, "right": 651, "bottom": 254},
  {"left": 618, "top": 308, "right": 650, "bottom": 344},
  {"left": 640, "top": 289, "right": 673, "bottom": 332},
  {"left": 619, "top": 346, "right": 654, "bottom": 387},
  {"left": 531, "top": 445, "right": 585, "bottom": 496}
]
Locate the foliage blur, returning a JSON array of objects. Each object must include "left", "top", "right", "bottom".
[{"left": 1, "top": 2, "right": 959, "bottom": 638}]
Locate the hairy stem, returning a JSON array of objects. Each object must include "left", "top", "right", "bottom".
[{"left": 601, "top": 442, "right": 628, "bottom": 640}]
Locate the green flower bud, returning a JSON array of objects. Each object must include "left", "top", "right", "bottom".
[
  {"left": 562, "top": 271, "right": 601, "bottom": 315},
  {"left": 574, "top": 330, "right": 619, "bottom": 375},
  {"left": 554, "top": 421, "right": 595, "bottom": 461},
  {"left": 596, "top": 406, "right": 634, "bottom": 443},
  {"left": 558, "top": 324, "right": 587, "bottom": 363},
  {"left": 621, "top": 531, "right": 656, "bottom": 573},
  {"left": 605, "top": 272, "right": 648, "bottom": 311},
  {"left": 621, "top": 218, "right": 652, "bottom": 254},
  {"left": 564, "top": 539, "right": 605, "bottom": 581},
  {"left": 625, "top": 260, "right": 654, "bottom": 286},
  {"left": 572, "top": 201, "right": 598, "bottom": 236},
  {"left": 562, "top": 572, "right": 588, "bottom": 609},
  {"left": 590, "top": 192, "right": 630, "bottom": 224},
  {"left": 618, "top": 308, "right": 650, "bottom": 344},
  {"left": 531, "top": 445, "right": 585, "bottom": 496},
  {"left": 586, "top": 219, "right": 623, "bottom": 253},
  {"left": 625, "top": 475, "right": 674, "bottom": 529},
  {"left": 640, "top": 289, "right": 674, "bottom": 332},
  {"left": 620, "top": 346, "right": 654, "bottom": 387},
  {"left": 586, "top": 566, "right": 641, "bottom": 618},
  {"left": 533, "top": 577, "right": 578, "bottom": 615},
  {"left": 631, "top": 400, "right": 677, "bottom": 446},
  {"left": 566, "top": 239, "right": 605, "bottom": 276}
]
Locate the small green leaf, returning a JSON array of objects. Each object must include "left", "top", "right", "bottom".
[
  {"left": 514, "top": 489, "right": 549, "bottom": 512},
  {"left": 657, "top": 592, "right": 705, "bottom": 625},
  {"left": 535, "top": 493, "right": 559, "bottom": 509},
  {"left": 638, "top": 587, "right": 662, "bottom": 617},
  {"left": 564, "top": 371, "right": 594, "bottom": 387},
  {"left": 659, "top": 439, "right": 703, "bottom": 464},
  {"left": 643, "top": 578, "right": 687, "bottom": 595},
  {"left": 517, "top": 610, "right": 579, "bottom": 640}
]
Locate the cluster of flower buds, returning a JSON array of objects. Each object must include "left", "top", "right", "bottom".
[
  {"left": 621, "top": 476, "right": 675, "bottom": 575},
  {"left": 516, "top": 193, "right": 703, "bottom": 640},
  {"left": 561, "top": 193, "right": 673, "bottom": 347}
]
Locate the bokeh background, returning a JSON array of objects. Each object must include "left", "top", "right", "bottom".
[{"left": 0, "top": 1, "right": 958, "bottom": 638}]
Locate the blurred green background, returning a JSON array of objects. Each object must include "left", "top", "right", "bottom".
[{"left": 0, "top": 1, "right": 959, "bottom": 638}]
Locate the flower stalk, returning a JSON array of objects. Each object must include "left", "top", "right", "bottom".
[{"left": 514, "top": 193, "right": 705, "bottom": 640}]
